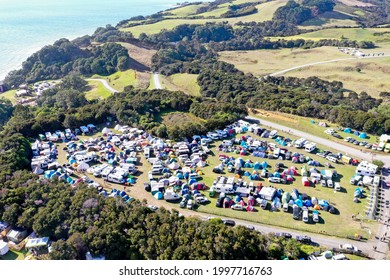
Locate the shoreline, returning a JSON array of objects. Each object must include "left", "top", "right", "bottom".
[{"left": 0, "top": 0, "right": 206, "bottom": 81}]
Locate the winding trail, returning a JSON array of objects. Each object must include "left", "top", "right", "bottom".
[
  {"left": 86, "top": 78, "right": 119, "bottom": 94},
  {"left": 267, "top": 54, "right": 390, "bottom": 77},
  {"left": 153, "top": 73, "right": 163, "bottom": 89}
]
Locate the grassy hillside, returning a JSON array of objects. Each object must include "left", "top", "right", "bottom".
[
  {"left": 299, "top": 10, "right": 359, "bottom": 29},
  {"left": 91, "top": 69, "right": 150, "bottom": 92},
  {"left": 274, "top": 27, "right": 390, "bottom": 43},
  {"left": 1, "top": 89, "right": 17, "bottom": 104},
  {"left": 162, "top": 74, "right": 201, "bottom": 96},
  {"left": 85, "top": 80, "right": 112, "bottom": 100}
]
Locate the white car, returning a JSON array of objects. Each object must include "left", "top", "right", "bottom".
[
  {"left": 148, "top": 205, "right": 158, "bottom": 212},
  {"left": 195, "top": 196, "right": 209, "bottom": 204},
  {"left": 268, "top": 177, "right": 281, "bottom": 183},
  {"left": 339, "top": 244, "right": 358, "bottom": 252},
  {"left": 231, "top": 204, "right": 244, "bottom": 211}
]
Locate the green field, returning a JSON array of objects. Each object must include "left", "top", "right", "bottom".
[
  {"left": 85, "top": 80, "right": 112, "bottom": 100},
  {"left": 1, "top": 89, "right": 17, "bottom": 104},
  {"left": 164, "top": 3, "right": 205, "bottom": 17},
  {"left": 275, "top": 28, "right": 390, "bottom": 43},
  {"left": 0, "top": 249, "right": 28, "bottom": 260},
  {"left": 162, "top": 74, "right": 201, "bottom": 96},
  {"left": 91, "top": 70, "right": 137, "bottom": 92},
  {"left": 299, "top": 11, "right": 359, "bottom": 29}
]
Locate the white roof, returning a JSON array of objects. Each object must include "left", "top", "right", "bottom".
[{"left": 26, "top": 237, "right": 49, "bottom": 248}]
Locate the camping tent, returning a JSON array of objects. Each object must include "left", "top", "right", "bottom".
[
  {"left": 77, "top": 162, "right": 89, "bottom": 172},
  {"left": 302, "top": 177, "right": 310, "bottom": 187},
  {"left": 168, "top": 162, "right": 180, "bottom": 170},
  {"left": 33, "top": 166, "right": 44, "bottom": 175},
  {"left": 344, "top": 128, "right": 352, "bottom": 133},
  {"left": 354, "top": 131, "right": 360, "bottom": 136},
  {"left": 359, "top": 132, "right": 367, "bottom": 139},
  {"left": 154, "top": 192, "right": 163, "bottom": 200},
  {"left": 197, "top": 161, "right": 206, "bottom": 168},
  {"left": 102, "top": 127, "right": 111, "bottom": 135},
  {"left": 282, "top": 192, "right": 291, "bottom": 204}
]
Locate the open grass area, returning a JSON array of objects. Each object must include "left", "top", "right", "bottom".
[
  {"left": 164, "top": 3, "right": 205, "bottom": 17},
  {"left": 275, "top": 28, "right": 390, "bottom": 43},
  {"left": 162, "top": 74, "right": 201, "bottom": 96},
  {"left": 92, "top": 70, "right": 140, "bottom": 92},
  {"left": 299, "top": 11, "right": 359, "bottom": 29},
  {"left": 85, "top": 80, "right": 112, "bottom": 100},
  {"left": 284, "top": 56, "right": 390, "bottom": 98},
  {"left": 219, "top": 46, "right": 350, "bottom": 76},
  {"left": 250, "top": 109, "right": 382, "bottom": 151},
  {"left": 160, "top": 111, "right": 205, "bottom": 127},
  {"left": 1, "top": 89, "right": 17, "bottom": 104}
]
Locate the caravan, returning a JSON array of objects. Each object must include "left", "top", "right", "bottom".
[
  {"left": 294, "top": 138, "right": 307, "bottom": 148},
  {"left": 304, "top": 142, "right": 316, "bottom": 153},
  {"left": 101, "top": 166, "right": 114, "bottom": 180}
]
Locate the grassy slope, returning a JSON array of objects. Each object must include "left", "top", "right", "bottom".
[
  {"left": 276, "top": 28, "right": 390, "bottom": 43},
  {"left": 1, "top": 89, "right": 17, "bottom": 104},
  {"left": 284, "top": 56, "right": 390, "bottom": 98},
  {"left": 85, "top": 80, "right": 112, "bottom": 100},
  {"left": 219, "top": 46, "right": 350, "bottom": 75},
  {"left": 299, "top": 11, "right": 359, "bottom": 29},
  {"left": 162, "top": 74, "right": 201, "bottom": 96},
  {"left": 91, "top": 70, "right": 137, "bottom": 92}
]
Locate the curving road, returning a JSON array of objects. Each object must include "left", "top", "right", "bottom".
[
  {"left": 246, "top": 116, "right": 390, "bottom": 167},
  {"left": 268, "top": 54, "right": 390, "bottom": 77},
  {"left": 86, "top": 78, "right": 119, "bottom": 94},
  {"left": 153, "top": 73, "right": 163, "bottom": 89}
]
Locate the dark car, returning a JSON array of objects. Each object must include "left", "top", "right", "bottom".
[
  {"left": 222, "top": 219, "right": 236, "bottom": 227},
  {"left": 293, "top": 205, "right": 301, "bottom": 220},
  {"left": 296, "top": 235, "right": 311, "bottom": 244},
  {"left": 144, "top": 183, "right": 151, "bottom": 192},
  {"left": 216, "top": 197, "right": 223, "bottom": 208},
  {"left": 276, "top": 232, "right": 292, "bottom": 239}
]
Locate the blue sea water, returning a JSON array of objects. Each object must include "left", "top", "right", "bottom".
[{"left": 0, "top": 0, "right": 204, "bottom": 80}]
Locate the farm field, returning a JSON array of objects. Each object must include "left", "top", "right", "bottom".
[
  {"left": 161, "top": 74, "right": 201, "bottom": 96},
  {"left": 249, "top": 109, "right": 382, "bottom": 151}
]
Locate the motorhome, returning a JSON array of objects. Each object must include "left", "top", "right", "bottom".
[
  {"left": 101, "top": 166, "right": 114, "bottom": 179},
  {"left": 294, "top": 138, "right": 307, "bottom": 148},
  {"left": 75, "top": 153, "right": 95, "bottom": 164},
  {"left": 107, "top": 173, "right": 125, "bottom": 184},
  {"left": 144, "top": 147, "right": 151, "bottom": 159},
  {"left": 304, "top": 142, "right": 316, "bottom": 153},
  {"left": 92, "top": 164, "right": 108, "bottom": 177},
  {"left": 269, "top": 130, "right": 278, "bottom": 138},
  {"left": 213, "top": 183, "right": 235, "bottom": 194},
  {"left": 356, "top": 161, "right": 378, "bottom": 177}
]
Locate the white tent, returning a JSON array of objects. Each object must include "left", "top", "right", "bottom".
[
  {"left": 197, "top": 161, "right": 206, "bottom": 168},
  {"left": 0, "top": 240, "right": 9, "bottom": 256},
  {"left": 33, "top": 166, "right": 44, "bottom": 175},
  {"left": 114, "top": 124, "right": 122, "bottom": 131},
  {"left": 168, "top": 162, "right": 180, "bottom": 170},
  {"left": 77, "top": 162, "right": 89, "bottom": 172},
  {"left": 102, "top": 127, "right": 111, "bottom": 135}
]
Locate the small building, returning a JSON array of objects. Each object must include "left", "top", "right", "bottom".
[
  {"left": 6, "top": 228, "right": 28, "bottom": 244},
  {"left": 16, "top": 89, "right": 29, "bottom": 97},
  {"left": 380, "top": 134, "right": 390, "bottom": 143},
  {"left": 258, "top": 187, "right": 276, "bottom": 201},
  {"left": 25, "top": 237, "right": 50, "bottom": 255}
]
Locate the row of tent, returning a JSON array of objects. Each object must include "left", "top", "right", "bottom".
[{"left": 343, "top": 128, "right": 367, "bottom": 139}]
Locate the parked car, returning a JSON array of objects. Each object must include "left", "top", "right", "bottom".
[
  {"left": 302, "top": 206, "right": 309, "bottom": 223},
  {"left": 187, "top": 199, "right": 195, "bottom": 210},
  {"left": 339, "top": 244, "right": 358, "bottom": 252},
  {"left": 296, "top": 235, "right": 312, "bottom": 244},
  {"left": 312, "top": 210, "right": 319, "bottom": 223},
  {"left": 268, "top": 177, "right": 281, "bottom": 183},
  {"left": 293, "top": 205, "right": 301, "bottom": 220},
  {"left": 148, "top": 205, "right": 158, "bottom": 212},
  {"left": 195, "top": 196, "right": 208, "bottom": 204},
  {"left": 222, "top": 219, "right": 236, "bottom": 227},
  {"left": 179, "top": 197, "right": 187, "bottom": 208},
  {"left": 327, "top": 179, "right": 334, "bottom": 188},
  {"left": 275, "top": 232, "right": 292, "bottom": 239},
  {"left": 246, "top": 225, "right": 255, "bottom": 230},
  {"left": 320, "top": 179, "right": 327, "bottom": 187},
  {"left": 231, "top": 204, "right": 244, "bottom": 211}
]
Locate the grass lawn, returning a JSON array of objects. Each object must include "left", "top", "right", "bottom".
[
  {"left": 1, "top": 89, "right": 17, "bottom": 104},
  {"left": 162, "top": 74, "right": 201, "bottom": 96},
  {"left": 250, "top": 109, "right": 382, "bottom": 152},
  {"left": 85, "top": 80, "right": 112, "bottom": 100},
  {"left": 92, "top": 70, "right": 137, "bottom": 92},
  {"left": 0, "top": 249, "right": 28, "bottom": 260},
  {"left": 230, "top": 0, "right": 288, "bottom": 23},
  {"left": 274, "top": 27, "right": 390, "bottom": 43},
  {"left": 344, "top": 253, "right": 370, "bottom": 260}
]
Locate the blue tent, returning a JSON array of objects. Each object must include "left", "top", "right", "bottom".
[
  {"left": 295, "top": 199, "right": 303, "bottom": 207},
  {"left": 359, "top": 132, "right": 367, "bottom": 139},
  {"left": 354, "top": 188, "right": 362, "bottom": 198},
  {"left": 154, "top": 192, "right": 163, "bottom": 200},
  {"left": 66, "top": 177, "right": 74, "bottom": 184},
  {"left": 261, "top": 161, "right": 268, "bottom": 169},
  {"left": 235, "top": 195, "right": 241, "bottom": 203},
  {"left": 250, "top": 174, "right": 259, "bottom": 180},
  {"left": 189, "top": 178, "right": 197, "bottom": 185},
  {"left": 181, "top": 189, "right": 189, "bottom": 196},
  {"left": 344, "top": 128, "right": 352, "bottom": 133},
  {"left": 177, "top": 173, "right": 184, "bottom": 179},
  {"left": 273, "top": 172, "right": 281, "bottom": 178},
  {"left": 127, "top": 178, "right": 135, "bottom": 184},
  {"left": 354, "top": 131, "right": 360, "bottom": 136},
  {"left": 244, "top": 171, "right": 251, "bottom": 176},
  {"left": 244, "top": 162, "right": 253, "bottom": 168},
  {"left": 253, "top": 162, "right": 261, "bottom": 170},
  {"left": 303, "top": 200, "right": 313, "bottom": 207}
]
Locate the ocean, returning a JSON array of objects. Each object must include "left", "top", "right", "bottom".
[{"left": 0, "top": 0, "right": 204, "bottom": 80}]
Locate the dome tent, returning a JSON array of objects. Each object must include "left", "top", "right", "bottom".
[
  {"left": 102, "top": 127, "right": 111, "bottom": 135},
  {"left": 154, "top": 192, "right": 163, "bottom": 200},
  {"left": 344, "top": 128, "right": 352, "bottom": 133},
  {"left": 359, "top": 132, "right": 367, "bottom": 139},
  {"left": 77, "top": 162, "right": 89, "bottom": 172}
]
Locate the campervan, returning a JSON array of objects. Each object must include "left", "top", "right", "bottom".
[
  {"left": 269, "top": 130, "right": 278, "bottom": 138},
  {"left": 283, "top": 203, "right": 289, "bottom": 212},
  {"left": 93, "top": 164, "right": 109, "bottom": 177},
  {"left": 80, "top": 126, "right": 89, "bottom": 134},
  {"left": 107, "top": 173, "right": 125, "bottom": 184},
  {"left": 304, "top": 142, "right": 316, "bottom": 153},
  {"left": 75, "top": 153, "right": 95, "bottom": 164},
  {"left": 144, "top": 147, "right": 151, "bottom": 159},
  {"left": 294, "top": 138, "right": 307, "bottom": 148},
  {"left": 302, "top": 207, "right": 309, "bottom": 223},
  {"left": 101, "top": 166, "right": 114, "bottom": 179},
  {"left": 356, "top": 161, "right": 378, "bottom": 177},
  {"left": 334, "top": 182, "right": 341, "bottom": 191}
]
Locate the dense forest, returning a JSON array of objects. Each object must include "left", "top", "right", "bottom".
[{"left": 0, "top": 170, "right": 307, "bottom": 260}]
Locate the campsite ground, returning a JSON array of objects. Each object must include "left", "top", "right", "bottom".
[
  {"left": 160, "top": 74, "right": 201, "bottom": 97},
  {"left": 54, "top": 124, "right": 377, "bottom": 239}
]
